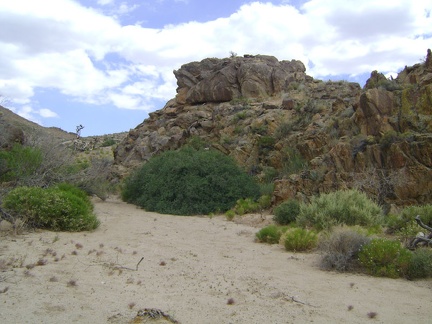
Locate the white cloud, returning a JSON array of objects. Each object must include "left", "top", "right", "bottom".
[
  {"left": 0, "top": 0, "right": 431, "bottom": 117},
  {"left": 39, "top": 108, "right": 59, "bottom": 118}
]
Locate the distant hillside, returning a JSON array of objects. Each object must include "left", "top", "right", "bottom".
[{"left": 0, "top": 105, "right": 127, "bottom": 149}]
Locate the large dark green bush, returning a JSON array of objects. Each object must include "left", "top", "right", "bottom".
[
  {"left": 2, "top": 185, "right": 99, "bottom": 231},
  {"left": 297, "top": 189, "right": 383, "bottom": 230},
  {"left": 273, "top": 199, "right": 300, "bottom": 225},
  {"left": 121, "top": 147, "right": 260, "bottom": 215}
]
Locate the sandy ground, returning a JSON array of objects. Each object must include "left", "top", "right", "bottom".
[{"left": 0, "top": 197, "right": 431, "bottom": 324}]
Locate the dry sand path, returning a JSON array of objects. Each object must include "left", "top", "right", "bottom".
[{"left": 1, "top": 197, "right": 431, "bottom": 323}]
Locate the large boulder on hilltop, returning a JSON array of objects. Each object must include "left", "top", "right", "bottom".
[{"left": 174, "top": 55, "right": 307, "bottom": 104}]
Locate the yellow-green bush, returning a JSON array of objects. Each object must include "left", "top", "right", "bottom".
[{"left": 283, "top": 228, "right": 318, "bottom": 252}]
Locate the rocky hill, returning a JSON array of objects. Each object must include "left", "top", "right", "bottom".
[{"left": 113, "top": 51, "right": 432, "bottom": 210}]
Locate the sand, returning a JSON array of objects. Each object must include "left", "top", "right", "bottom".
[{"left": 0, "top": 197, "right": 431, "bottom": 324}]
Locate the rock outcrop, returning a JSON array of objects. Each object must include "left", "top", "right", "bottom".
[{"left": 113, "top": 51, "right": 432, "bottom": 209}]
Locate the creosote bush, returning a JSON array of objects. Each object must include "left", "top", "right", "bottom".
[
  {"left": 319, "top": 227, "right": 370, "bottom": 271},
  {"left": 283, "top": 228, "right": 318, "bottom": 252},
  {"left": 273, "top": 199, "right": 300, "bottom": 225},
  {"left": 297, "top": 189, "right": 383, "bottom": 231},
  {"left": 358, "top": 238, "right": 412, "bottom": 278},
  {"left": 2, "top": 185, "right": 99, "bottom": 231},
  {"left": 121, "top": 147, "right": 260, "bottom": 215}
]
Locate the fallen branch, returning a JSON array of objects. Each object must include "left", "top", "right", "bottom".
[{"left": 284, "top": 295, "right": 320, "bottom": 308}]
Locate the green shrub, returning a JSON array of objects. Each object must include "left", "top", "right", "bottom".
[
  {"left": 358, "top": 238, "right": 412, "bottom": 278},
  {"left": 319, "top": 227, "right": 370, "bottom": 271},
  {"left": 121, "top": 147, "right": 260, "bottom": 215},
  {"left": 233, "top": 198, "right": 260, "bottom": 215},
  {"left": 256, "top": 225, "right": 287, "bottom": 244},
  {"left": 273, "top": 200, "right": 300, "bottom": 225},
  {"left": 297, "top": 189, "right": 383, "bottom": 231},
  {"left": 225, "top": 210, "right": 235, "bottom": 221},
  {"left": 283, "top": 228, "right": 318, "bottom": 252},
  {"left": 257, "top": 195, "right": 272, "bottom": 209},
  {"left": 386, "top": 205, "right": 432, "bottom": 243},
  {"left": 100, "top": 138, "right": 116, "bottom": 147},
  {"left": 406, "top": 248, "right": 432, "bottom": 279},
  {"left": 0, "top": 144, "right": 43, "bottom": 182},
  {"left": 2, "top": 186, "right": 99, "bottom": 231}
]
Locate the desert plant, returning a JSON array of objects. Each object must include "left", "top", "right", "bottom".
[
  {"left": 233, "top": 198, "right": 260, "bottom": 215},
  {"left": 358, "top": 238, "right": 412, "bottom": 278},
  {"left": 273, "top": 200, "right": 300, "bottom": 225},
  {"left": 0, "top": 144, "right": 43, "bottom": 183},
  {"left": 255, "top": 225, "right": 287, "bottom": 244},
  {"left": 225, "top": 210, "right": 235, "bottom": 221},
  {"left": 319, "top": 227, "right": 370, "bottom": 271},
  {"left": 283, "top": 228, "right": 318, "bottom": 252},
  {"left": 2, "top": 185, "right": 99, "bottom": 231},
  {"left": 386, "top": 205, "right": 432, "bottom": 243},
  {"left": 121, "top": 147, "right": 260, "bottom": 215},
  {"left": 297, "top": 189, "right": 383, "bottom": 231},
  {"left": 406, "top": 248, "right": 432, "bottom": 279}
]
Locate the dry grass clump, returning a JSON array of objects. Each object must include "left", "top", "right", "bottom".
[
  {"left": 319, "top": 227, "right": 370, "bottom": 272},
  {"left": 67, "top": 279, "right": 77, "bottom": 287}
]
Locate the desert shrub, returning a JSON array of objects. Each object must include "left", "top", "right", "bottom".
[
  {"left": 233, "top": 198, "right": 260, "bottom": 215},
  {"left": 225, "top": 210, "right": 235, "bottom": 221},
  {"left": 358, "top": 238, "right": 412, "bottom": 278},
  {"left": 319, "top": 227, "right": 370, "bottom": 271},
  {"left": 257, "top": 195, "right": 272, "bottom": 209},
  {"left": 406, "top": 248, "right": 432, "bottom": 279},
  {"left": 0, "top": 144, "right": 43, "bottom": 182},
  {"left": 283, "top": 228, "right": 318, "bottom": 252},
  {"left": 273, "top": 200, "right": 300, "bottom": 225},
  {"left": 2, "top": 186, "right": 99, "bottom": 231},
  {"left": 100, "top": 138, "right": 116, "bottom": 147},
  {"left": 255, "top": 225, "right": 287, "bottom": 244},
  {"left": 297, "top": 189, "right": 383, "bottom": 231},
  {"left": 121, "top": 147, "right": 260, "bottom": 215},
  {"left": 386, "top": 205, "right": 432, "bottom": 243}
]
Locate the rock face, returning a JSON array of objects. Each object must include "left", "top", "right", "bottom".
[{"left": 113, "top": 52, "right": 432, "bottom": 209}]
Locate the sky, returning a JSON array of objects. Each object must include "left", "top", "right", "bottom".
[{"left": 0, "top": 0, "right": 431, "bottom": 136}]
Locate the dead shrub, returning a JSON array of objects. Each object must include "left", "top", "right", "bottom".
[{"left": 319, "top": 227, "right": 370, "bottom": 272}]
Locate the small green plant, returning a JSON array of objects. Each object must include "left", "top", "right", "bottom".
[
  {"left": 319, "top": 227, "right": 370, "bottom": 271},
  {"left": 281, "top": 147, "right": 307, "bottom": 175},
  {"left": 233, "top": 198, "right": 260, "bottom": 215},
  {"left": 283, "top": 228, "right": 318, "bottom": 252},
  {"left": 358, "top": 238, "right": 412, "bottom": 278},
  {"left": 273, "top": 200, "right": 300, "bottom": 225},
  {"left": 255, "top": 225, "right": 287, "bottom": 244},
  {"left": 406, "top": 248, "right": 432, "bottom": 279},
  {"left": 297, "top": 189, "right": 383, "bottom": 231},
  {"left": 225, "top": 210, "right": 235, "bottom": 221}
]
